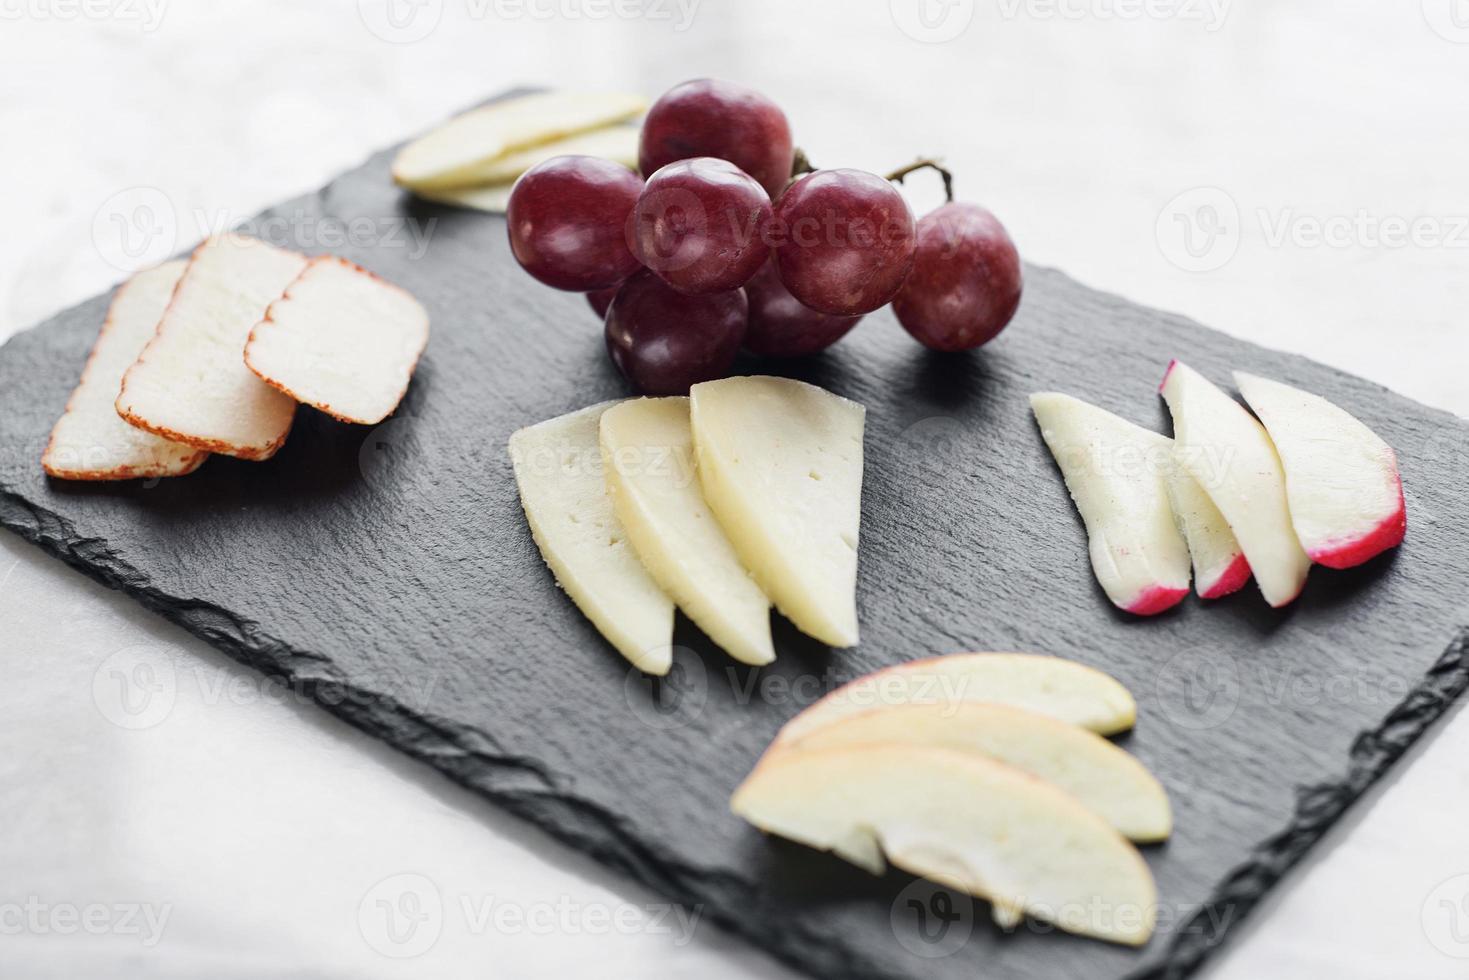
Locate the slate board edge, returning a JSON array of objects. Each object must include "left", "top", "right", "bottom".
[{"left": 6, "top": 389, "right": 1469, "bottom": 980}]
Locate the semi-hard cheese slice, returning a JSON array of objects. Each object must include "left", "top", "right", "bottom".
[
  {"left": 509, "top": 403, "right": 675, "bottom": 675},
  {"left": 392, "top": 92, "right": 647, "bottom": 192},
  {"left": 689, "top": 376, "right": 865, "bottom": 647},
  {"left": 43, "top": 261, "right": 209, "bottom": 481},
  {"left": 600, "top": 397, "right": 774, "bottom": 666},
  {"left": 245, "top": 256, "right": 430, "bottom": 426},
  {"left": 116, "top": 234, "right": 307, "bottom": 460}
]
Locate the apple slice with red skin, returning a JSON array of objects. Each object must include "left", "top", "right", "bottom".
[
  {"left": 1166, "top": 466, "right": 1252, "bottom": 599},
  {"left": 1234, "top": 372, "right": 1406, "bottom": 568},
  {"left": 1031, "top": 392, "right": 1191, "bottom": 616},
  {"left": 1159, "top": 361, "right": 1311, "bottom": 607}
]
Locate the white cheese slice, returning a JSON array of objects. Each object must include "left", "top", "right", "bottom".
[
  {"left": 509, "top": 402, "right": 675, "bottom": 675},
  {"left": 600, "top": 397, "right": 774, "bottom": 666},
  {"left": 43, "top": 261, "right": 209, "bottom": 481},
  {"left": 689, "top": 376, "right": 865, "bottom": 648},
  {"left": 392, "top": 92, "right": 646, "bottom": 192},
  {"left": 460, "top": 125, "right": 639, "bottom": 187},
  {"left": 116, "top": 234, "right": 307, "bottom": 460},
  {"left": 245, "top": 256, "right": 430, "bottom": 426},
  {"left": 414, "top": 182, "right": 514, "bottom": 215}
]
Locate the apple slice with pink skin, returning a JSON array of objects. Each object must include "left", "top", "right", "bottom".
[
  {"left": 1234, "top": 372, "right": 1406, "bottom": 568},
  {"left": 1159, "top": 361, "right": 1310, "bottom": 607},
  {"left": 1031, "top": 393, "right": 1191, "bottom": 616},
  {"left": 1166, "top": 466, "right": 1252, "bottom": 599}
]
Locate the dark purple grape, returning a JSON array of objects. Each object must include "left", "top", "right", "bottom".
[
  {"left": 587, "top": 285, "right": 619, "bottom": 319},
  {"left": 506, "top": 155, "right": 642, "bottom": 291},
  {"left": 743, "top": 259, "right": 862, "bottom": 357},
  {"left": 639, "top": 79, "right": 795, "bottom": 200},
  {"left": 893, "top": 202, "right": 1022, "bottom": 351},
  {"left": 605, "top": 272, "right": 747, "bottom": 395},
  {"left": 771, "top": 169, "right": 916, "bottom": 316},
  {"left": 629, "top": 157, "right": 771, "bottom": 296}
]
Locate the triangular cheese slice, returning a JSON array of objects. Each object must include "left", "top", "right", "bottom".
[
  {"left": 689, "top": 377, "right": 864, "bottom": 647},
  {"left": 600, "top": 397, "right": 774, "bottom": 666},
  {"left": 509, "top": 402, "right": 674, "bottom": 675}
]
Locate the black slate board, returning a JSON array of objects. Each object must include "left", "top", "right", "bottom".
[{"left": 3, "top": 108, "right": 1469, "bottom": 980}]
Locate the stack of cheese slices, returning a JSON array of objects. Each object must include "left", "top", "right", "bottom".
[
  {"left": 508, "top": 376, "right": 865, "bottom": 674},
  {"left": 392, "top": 91, "right": 646, "bottom": 214},
  {"left": 43, "top": 234, "right": 429, "bottom": 481}
]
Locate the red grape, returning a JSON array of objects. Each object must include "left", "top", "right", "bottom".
[
  {"left": 771, "top": 169, "right": 916, "bottom": 316},
  {"left": 639, "top": 79, "right": 795, "bottom": 200},
  {"left": 893, "top": 202, "right": 1022, "bottom": 351},
  {"left": 743, "top": 259, "right": 862, "bottom": 357},
  {"left": 605, "top": 272, "right": 747, "bottom": 395},
  {"left": 506, "top": 155, "right": 642, "bottom": 291},
  {"left": 587, "top": 285, "right": 619, "bottom": 319},
  {"left": 629, "top": 157, "right": 771, "bottom": 296}
]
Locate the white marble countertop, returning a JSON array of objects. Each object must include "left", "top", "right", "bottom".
[{"left": 2, "top": 2, "right": 1468, "bottom": 976}]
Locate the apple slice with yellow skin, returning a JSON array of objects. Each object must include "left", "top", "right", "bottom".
[
  {"left": 509, "top": 402, "right": 674, "bottom": 675},
  {"left": 1031, "top": 392, "right": 1191, "bottom": 615},
  {"left": 1234, "top": 372, "right": 1406, "bottom": 568},
  {"left": 599, "top": 397, "right": 774, "bottom": 666},
  {"left": 1166, "top": 466, "right": 1252, "bottom": 599},
  {"left": 392, "top": 91, "right": 646, "bottom": 192},
  {"left": 690, "top": 376, "right": 865, "bottom": 648},
  {"left": 771, "top": 652, "right": 1137, "bottom": 747},
  {"left": 768, "top": 702, "right": 1171, "bottom": 842},
  {"left": 731, "top": 743, "right": 1158, "bottom": 946},
  {"left": 1160, "top": 361, "right": 1310, "bottom": 607}
]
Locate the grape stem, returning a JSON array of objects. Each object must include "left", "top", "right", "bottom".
[
  {"left": 790, "top": 147, "right": 817, "bottom": 179},
  {"left": 883, "top": 158, "right": 955, "bottom": 203}
]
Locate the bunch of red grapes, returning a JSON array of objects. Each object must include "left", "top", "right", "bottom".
[{"left": 507, "top": 79, "right": 1023, "bottom": 396}]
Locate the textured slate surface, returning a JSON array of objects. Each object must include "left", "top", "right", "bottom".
[{"left": 2, "top": 120, "right": 1468, "bottom": 980}]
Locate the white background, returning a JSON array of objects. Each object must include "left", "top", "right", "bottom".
[{"left": 2, "top": 0, "right": 1468, "bottom": 976}]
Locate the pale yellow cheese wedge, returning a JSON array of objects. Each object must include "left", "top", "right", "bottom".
[
  {"left": 732, "top": 743, "right": 1158, "bottom": 946},
  {"left": 414, "top": 183, "right": 514, "bottom": 214},
  {"left": 600, "top": 398, "right": 774, "bottom": 666},
  {"left": 769, "top": 702, "right": 1171, "bottom": 842},
  {"left": 689, "top": 377, "right": 865, "bottom": 647},
  {"left": 462, "top": 125, "right": 639, "bottom": 187},
  {"left": 392, "top": 92, "right": 646, "bottom": 192},
  {"left": 772, "top": 652, "right": 1137, "bottom": 745},
  {"left": 509, "top": 403, "right": 674, "bottom": 675}
]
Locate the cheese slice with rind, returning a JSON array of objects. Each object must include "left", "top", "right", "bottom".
[
  {"left": 245, "top": 257, "right": 430, "bottom": 426},
  {"left": 689, "top": 376, "right": 865, "bottom": 648},
  {"left": 117, "top": 234, "right": 306, "bottom": 460},
  {"left": 766, "top": 702, "right": 1172, "bottom": 842},
  {"left": 731, "top": 743, "right": 1157, "bottom": 946},
  {"left": 392, "top": 92, "right": 646, "bottom": 192},
  {"left": 510, "top": 402, "right": 674, "bottom": 675},
  {"left": 600, "top": 397, "right": 774, "bottom": 666},
  {"left": 771, "top": 652, "right": 1138, "bottom": 746},
  {"left": 43, "top": 261, "right": 208, "bottom": 481}
]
